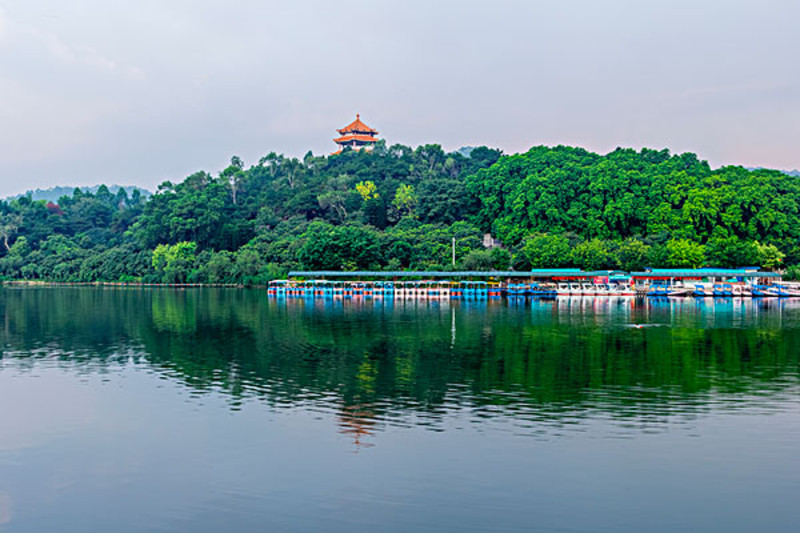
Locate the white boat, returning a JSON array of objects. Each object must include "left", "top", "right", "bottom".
[
  {"left": 731, "top": 284, "right": 752, "bottom": 297},
  {"left": 609, "top": 283, "right": 636, "bottom": 296},
  {"left": 767, "top": 283, "right": 800, "bottom": 297},
  {"left": 556, "top": 282, "right": 573, "bottom": 296},
  {"left": 580, "top": 282, "right": 598, "bottom": 295},
  {"left": 593, "top": 283, "right": 610, "bottom": 296}
]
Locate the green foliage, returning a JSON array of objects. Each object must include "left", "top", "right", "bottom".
[
  {"left": 8, "top": 236, "right": 30, "bottom": 257},
  {"left": 362, "top": 196, "right": 387, "bottom": 229},
  {"left": 297, "top": 222, "right": 383, "bottom": 270},
  {"left": 152, "top": 241, "right": 198, "bottom": 283},
  {"left": 355, "top": 180, "right": 379, "bottom": 201},
  {"left": 392, "top": 184, "right": 417, "bottom": 216},
  {"left": 523, "top": 233, "right": 572, "bottom": 268},
  {"left": 385, "top": 219, "right": 483, "bottom": 269},
  {"left": 615, "top": 238, "right": 651, "bottom": 271},
  {"left": 665, "top": 239, "right": 706, "bottom": 269},
  {"left": 784, "top": 265, "right": 800, "bottom": 281},
  {"left": 706, "top": 237, "right": 760, "bottom": 268},
  {"left": 0, "top": 213, "right": 23, "bottom": 251},
  {"left": 416, "top": 177, "right": 474, "bottom": 224},
  {"left": 466, "top": 146, "right": 800, "bottom": 251},
  {"left": 489, "top": 248, "right": 512, "bottom": 270},
  {"left": 235, "top": 248, "right": 263, "bottom": 285},
  {"left": 457, "top": 248, "right": 513, "bottom": 271},
  {"left": 204, "top": 251, "right": 235, "bottom": 283},
  {"left": 458, "top": 250, "right": 494, "bottom": 271},
  {"left": 756, "top": 242, "right": 785, "bottom": 269},
  {"left": 571, "top": 239, "right": 613, "bottom": 270},
  {"left": 2, "top": 141, "right": 799, "bottom": 284}
]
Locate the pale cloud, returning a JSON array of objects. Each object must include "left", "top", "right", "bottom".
[
  {"left": 0, "top": 0, "right": 798, "bottom": 196},
  {"left": 0, "top": 79, "right": 111, "bottom": 163},
  {"left": 1, "top": 6, "right": 143, "bottom": 80},
  {"left": 39, "top": 33, "right": 144, "bottom": 81},
  {"left": 665, "top": 82, "right": 794, "bottom": 102}
]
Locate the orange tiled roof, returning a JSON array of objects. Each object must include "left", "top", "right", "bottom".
[
  {"left": 337, "top": 114, "right": 378, "bottom": 135},
  {"left": 334, "top": 134, "right": 379, "bottom": 144}
]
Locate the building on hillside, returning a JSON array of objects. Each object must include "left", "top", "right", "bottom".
[
  {"left": 483, "top": 233, "right": 502, "bottom": 249},
  {"left": 333, "top": 114, "right": 379, "bottom": 154}
]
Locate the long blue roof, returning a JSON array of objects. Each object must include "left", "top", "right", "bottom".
[
  {"left": 632, "top": 269, "right": 781, "bottom": 278},
  {"left": 289, "top": 269, "right": 781, "bottom": 279},
  {"left": 288, "top": 270, "right": 620, "bottom": 279}
]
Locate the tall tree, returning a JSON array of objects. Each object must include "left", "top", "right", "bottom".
[{"left": 0, "top": 214, "right": 22, "bottom": 252}]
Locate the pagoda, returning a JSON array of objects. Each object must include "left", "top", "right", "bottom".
[{"left": 333, "top": 114, "right": 379, "bottom": 154}]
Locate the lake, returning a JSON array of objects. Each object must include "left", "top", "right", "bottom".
[{"left": 1, "top": 288, "right": 799, "bottom": 532}]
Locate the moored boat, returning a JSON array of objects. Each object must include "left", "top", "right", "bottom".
[
  {"left": 608, "top": 283, "right": 636, "bottom": 296},
  {"left": 692, "top": 283, "right": 711, "bottom": 297},
  {"left": 488, "top": 282, "right": 505, "bottom": 297},
  {"left": 766, "top": 283, "right": 800, "bottom": 297},
  {"left": 647, "top": 283, "right": 692, "bottom": 297},
  {"left": 531, "top": 282, "right": 557, "bottom": 297}
]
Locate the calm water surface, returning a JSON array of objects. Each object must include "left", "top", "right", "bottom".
[{"left": 0, "top": 288, "right": 799, "bottom": 532}]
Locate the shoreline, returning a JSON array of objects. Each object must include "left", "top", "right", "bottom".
[{"left": 2, "top": 280, "right": 249, "bottom": 288}]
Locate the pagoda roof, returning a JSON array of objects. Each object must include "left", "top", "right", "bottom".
[
  {"left": 334, "top": 134, "right": 379, "bottom": 144},
  {"left": 337, "top": 114, "right": 378, "bottom": 135}
]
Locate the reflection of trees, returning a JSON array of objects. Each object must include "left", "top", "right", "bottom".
[{"left": 2, "top": 289, "right": 799, "bottom": 430}]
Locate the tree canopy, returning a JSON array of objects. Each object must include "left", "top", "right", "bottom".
[{"left": 0, "top": 143, "right": 796, "bottom": 284}]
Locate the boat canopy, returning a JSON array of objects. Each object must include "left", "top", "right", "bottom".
[
  {"left": 288, "top": 270, "right": 620, "bottom": 279},
  {"left": 631, "top": 269, "right": 781, "bottom": 279}
]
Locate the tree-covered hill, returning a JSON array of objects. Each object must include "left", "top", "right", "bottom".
[
  {"left": 0, "top": 143, "right": 798, "bottom": 284},
  {"left": 467, "top": 146, "right": 795, "bottom": 270}
]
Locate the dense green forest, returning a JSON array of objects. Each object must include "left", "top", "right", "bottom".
[{"left": 1, "top": 142, "right": 799, "bottom": 284}]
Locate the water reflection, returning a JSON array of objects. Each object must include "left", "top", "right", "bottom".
[
  {"left": 338, "top": 403, "right": 377, "bottom": 449},
  {"left": 1, "top": 288, "right": 799, "bottom": 442},
  {"left": 0, "top": 492, "right": 10, "bottom": 526}
]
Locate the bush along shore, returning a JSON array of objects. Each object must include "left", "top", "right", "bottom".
[
  {"left": 1, "top": 144, "right": 798, "bottom": 286},
  {"left": 2, "top": 280, "right": 244, "bottom": 288}
]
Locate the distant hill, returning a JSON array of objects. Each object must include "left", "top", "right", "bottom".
[
  {"left": 5, "top": 185, "right": 151, "bottom": 204},
  {"left": 745, "top": 167, "right": 800, "bottom": 177},
  {"left": 456, "top": 146, "right": 476, "bottom": 157}
]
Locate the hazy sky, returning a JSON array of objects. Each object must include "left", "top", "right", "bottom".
[{"left": 1, "top": 0, "right": 798, "bottom": 196}]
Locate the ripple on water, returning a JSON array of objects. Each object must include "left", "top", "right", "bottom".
[{"left": 2, "top": 290, "right": 800, "bottom": 531}]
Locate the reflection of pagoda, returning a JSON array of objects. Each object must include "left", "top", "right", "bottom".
[
  {"left": 338, "top": 403, "right": 376, "bottom": 450},
  {"left": 333, "top": 114, "right": 379, "bottom": 154}
]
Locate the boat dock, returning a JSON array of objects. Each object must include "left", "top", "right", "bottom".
[{"left": 268, "top": 268, "right": 794, "bottom": 299}]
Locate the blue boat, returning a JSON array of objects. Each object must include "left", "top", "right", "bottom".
[
  {"left": 713, "top": 283, "right": 733, "bottom": 297},
  {"left": 692, "top": 284, "right": 709, "bottom": 297},
  {"left": 647, "top": 283, "right": 691, "bottom": 297}
]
